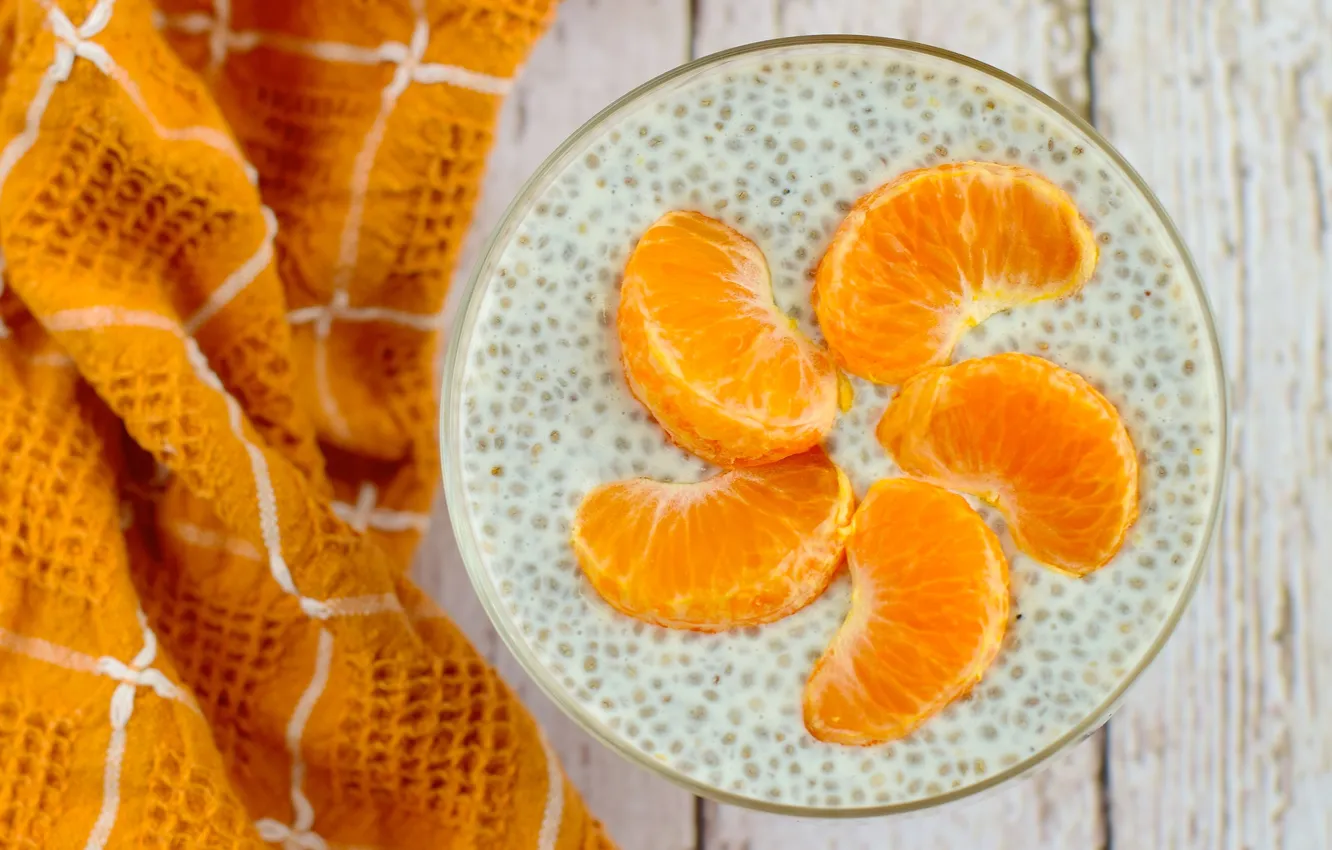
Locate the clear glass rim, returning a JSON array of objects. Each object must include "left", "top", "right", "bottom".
[{"left": 440, "top": 34, "right": 1230, "bottom": 818}]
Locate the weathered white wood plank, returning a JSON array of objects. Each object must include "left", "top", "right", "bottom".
[
  {"left": 1094, "top": 1, "right": 1332, "bottom": 848},
  {"left": 693, "top": 0, "right": 1090, "bottom": 118},
  {"left": 693, "top": 2, "right": 1105, "bottom": 846},
  {"left": 419, "top": 2, "right": 699, "bottom": 848},
  {"left": 702, "top": 737, "right": 1105, "bottom": 850}
]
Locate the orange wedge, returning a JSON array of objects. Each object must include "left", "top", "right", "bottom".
[
  {"left": 803, "top": 478, "right": 1009, "bottom": 745},
  {"left": 571, "top": 449, "right": 853, "bottom": 631},
  {"left": 877, "top": 353, "right": 1139, "bottom": 575},
  {"left": 619, "top": 211, "right": 839, "bottom": 466},
  {"left": 815, "top": 162, "right": 1098, "bottom": 384}
]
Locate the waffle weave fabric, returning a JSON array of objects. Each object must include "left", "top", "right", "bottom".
[{"left": 0, "top": 0, "right": 616, "bottom": 847}]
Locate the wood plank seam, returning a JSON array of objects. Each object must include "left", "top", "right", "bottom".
[{"left": 1081, "top": 8, "right": 1115, "bottom": 849}]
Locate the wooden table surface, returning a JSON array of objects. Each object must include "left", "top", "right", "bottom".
[{"left": 414, "top": 1, "right": 1332, "bottom": 847}]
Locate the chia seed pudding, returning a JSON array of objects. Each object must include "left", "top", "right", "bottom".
[{"left": 443, "top": 39, "right": 1225, "bottom": 812}]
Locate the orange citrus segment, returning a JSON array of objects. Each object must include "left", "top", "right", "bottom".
[
  {"left": 815, "top": 162, "right": 1098, "bottom": 384},
  {"left": 619, "top": 211, "right": 839, "bottom": 466},
  {"left": 803, "top": 478, "right": 1009, "bottom": 745},
  {"left": 571, "top": 449, "right": 854, "bottom": 632},
  {"left": 876, "top": 352, "right": 1139, "bottom": 575}
]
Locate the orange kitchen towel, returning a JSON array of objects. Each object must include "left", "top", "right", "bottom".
[{"left": 0, "top": 0, "right": 616, "bottom": 846}]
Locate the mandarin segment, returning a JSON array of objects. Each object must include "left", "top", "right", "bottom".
[
  {"left": 619, "top": 211, "right": 839, "bottom": 466},
  {"left": 877, "top": 352, "right": 1139, "bottom": 575},
  {"left": 571, "top": 449, "right": 854, "bottom": 632},
  {"left": 803, "top": 479, "right": 1009, "bottom": 746},
  {"left": 815, "top": 162, "right": 1099, "bottom": 384}
]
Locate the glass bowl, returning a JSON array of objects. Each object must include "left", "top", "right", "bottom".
[{"left": 440, "top": 35, "right": 1228, "bottom": 816}]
